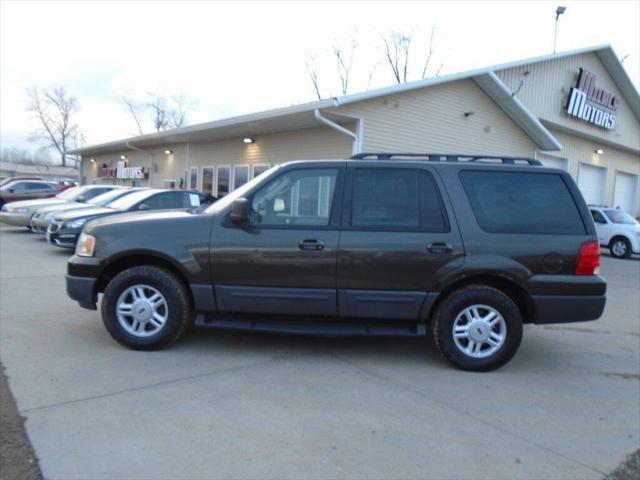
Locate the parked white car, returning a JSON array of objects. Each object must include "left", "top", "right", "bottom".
[{"left": 589, "top": 206, "right": 640, "bottom": 259}]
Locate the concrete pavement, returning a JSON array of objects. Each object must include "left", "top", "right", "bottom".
[{"left": 1, "top": 224, "right": 638, "bottom": 479}]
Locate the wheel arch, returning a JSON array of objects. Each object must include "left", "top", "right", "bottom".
[
  {"left": 95, "top": 250, "right": 194, "bottom": 308},
  {"left": 430, "top": 274, "right": 535, "bottom": 324}
]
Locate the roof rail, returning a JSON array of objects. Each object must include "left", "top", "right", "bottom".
[{"left": 349, "top": 152, "right": 543, "bottom": 166}]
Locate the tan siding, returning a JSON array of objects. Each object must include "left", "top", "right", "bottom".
[
  {"left": 497, "top": 52, "right": 640, "bottom": 153},
  {"left": 333, "top": 78, "right": 537, "bottom": 156},
  {"left": 82, "top": 127, "right": 352, "bottom": 188},
  {"left": 549, "top": 128, "right": 640, "bottom": 213}
]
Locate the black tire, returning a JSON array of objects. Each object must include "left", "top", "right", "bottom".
[
  {"left": 101, "top": 266, "right": 192, "bottom": 350},
  {"left": 432, "top": 286, "right": 523, "bottom": 371},
  {"left": 609, "top": 237, "right": 631, "bottom": 259}
]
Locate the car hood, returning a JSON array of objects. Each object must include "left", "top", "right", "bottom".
[
  {"left": 3, "top": 198, "right": 66, "bottom": 210},
  {"left": 87, "top": 209, "right": 194, "bottom": 229},
  {"left": 36, "top": 202, "right": 86, "bottom": 215},
  {"left": 55, "top": 207, "right": 115, "bottom": 221}
]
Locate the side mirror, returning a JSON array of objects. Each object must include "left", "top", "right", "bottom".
[
  {"left": 137, "top": 203, "right": 150, "bottom": 211},
  {"left": 7, "top": 188, "right": 14, "bottom": 193},
  {"left": 230, "top": 197, "right": 250, "bottom": 224},
  {"left": 77, "top": 195, "right": 86, "bottom": 202},
  {"left": 273, "top": 198, "right": 285, "bottom": 213}
]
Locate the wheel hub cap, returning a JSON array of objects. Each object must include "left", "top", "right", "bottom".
[
  {"left": 116, "top": 284, "right": 168, "bottom": 338},
  {"left": 452, "top": 304, "right": 507, "bottom": 359},
  {"left": 468, "top": 321, "right": 490, "bottom": 342},
  {"left": 131, "top": 300, "right": 153, "bottom": 323}
]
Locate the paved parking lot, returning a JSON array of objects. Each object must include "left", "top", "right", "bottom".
[{"left": 0, "top": 223, "right": 638, "bottom": 480}]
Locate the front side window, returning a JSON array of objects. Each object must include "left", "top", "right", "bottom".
[
  {"left": 460, "top": 171, "right": 586, "bottom": 234},
  {"left": 591, "top": 210, "right": 607, "bottom": 224},
  {"left": 250, "top": 168, "right": 338, "bottom": 227},
  {"left": 140, "top": 192, "right": 184, "bottom": 210}
]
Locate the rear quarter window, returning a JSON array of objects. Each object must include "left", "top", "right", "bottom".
[{"left": 459, "top": 171, "right": 586, "bottom": 234}]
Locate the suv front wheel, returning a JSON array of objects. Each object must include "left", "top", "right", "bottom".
[
  {"left": 101, "top": 266, "right": 192, "bottom": 350},
  {"left": 432, "top": 286, "right": 523, "bottom": 371},
  {"left": 609, "top": 237, "right": 631, "bottom": 259}
]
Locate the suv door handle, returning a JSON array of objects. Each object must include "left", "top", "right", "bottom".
[
  {"left": 298, "top": 239, "right": 325, "bottom": 251},
  {"left": 427, "top": 242, "right": 453, "bottom": 254}
]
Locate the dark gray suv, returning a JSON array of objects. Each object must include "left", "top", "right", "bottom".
[{"left": 65, "top": 154, "right": 606, "bottom": 371}]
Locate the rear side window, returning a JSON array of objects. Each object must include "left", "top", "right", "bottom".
[
  {"left": 459, "top": 171, "right": 585, "bottom": 234},
  {"left": 350, "top": 168, "right": 448, "bottom": 231}
]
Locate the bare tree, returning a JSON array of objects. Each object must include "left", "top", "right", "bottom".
[
  {"left": 332, "top": 37, "right": 357, "bottom": 95},
  {"left": 305, "top": 55, "right": 322, "bottom": 100},
  {"left": 382, "top": 30, "right": 412, "bottom": 84},
  {"left": 26, "top": 85, "right": 81, "bottom": 168},
  {"left": 420, "top": 26, "right": 436, "bottom": 79},
  {"left": 122, "top": 92, "right": 198, "bottom": 134},
  {"left": 122, "top": 96, "right": 145, "bottom": 135}
]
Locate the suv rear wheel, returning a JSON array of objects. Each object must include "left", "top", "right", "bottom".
[
  {"left": 610, "top": 237, "right": 631, "bottom": 259},
  {"left": 101, "top": 266, "right": 192, "bottom": 350},
  {"left": 432, "top": 286, "right": 523, "bottom": 371}
]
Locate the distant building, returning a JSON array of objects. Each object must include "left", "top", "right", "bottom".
[{"left": 70, "top": 45, "right": 640, "bottom": 216}]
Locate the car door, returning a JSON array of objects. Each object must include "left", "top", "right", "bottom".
[
  {"left": 210, "top": 163, "right": 345, "bottom": 316},
  {"left": 337, "top": 164, "right": 464, "bottom": 320}
]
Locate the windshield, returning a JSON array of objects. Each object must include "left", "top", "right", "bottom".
[
  {"left": 56, "top": 186, "right": 83, "bottom": 200},
  {"left": 87, "top": 189, "right": 130, "bottom": 207},
  {"left": 604, "top": 209, "right": 638, "bottom": 225},
  {"left": 107, "top": 189, "right": 157, "bottom": 211},
  {"left": 205, "top": 165, "right": 281, "bottom": 214}
]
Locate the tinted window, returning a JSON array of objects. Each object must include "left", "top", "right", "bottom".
[
  {"left": 251, "top": 168, "right": 338, "bottom": 227},
  {"left": 83, "top": 187, "right": 112, "bottom": 200},
  {"left": 419, "top": 171, "right": 448, "bottom": 232},
  {"left": 604, "top": 209, "right": 637, "bottom": 225},
  {"left": 351, "top": 169, "right": 419, "bottom": 228},
  {"left": 591, "top": 210, "right": 607, "bottom": 224},
  {"left": 460, "top": 171, "right": 585, "bottom": 234},
  {"left": 140, "top": 192, "right": 184, "bottom": 210},
  {"left": 27, "top": 182, "right": 54, "bottom": 191}
]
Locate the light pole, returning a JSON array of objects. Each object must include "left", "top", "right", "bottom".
[{"left": 554, "top": 6, "right": 566, "bottom": 54}]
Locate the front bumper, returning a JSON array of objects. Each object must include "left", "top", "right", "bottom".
[
  {"left": 31, "top": 216, "right": 51, "bottom": 234},
  {"left": 0, "top": 212, "right": 30, "bottom": 227},
  {"left": 46, "top": 222, "right": 80, "bottom": 249},
  {"left": 66, "top": 274, "right": 97, "bottom": 310}
]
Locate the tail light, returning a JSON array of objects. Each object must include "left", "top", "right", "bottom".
[{"left": 575, "top": 241, "right": 600, "bottom": 275}]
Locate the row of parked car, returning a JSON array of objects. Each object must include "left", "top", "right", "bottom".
[
  {"left": 0, "top": 184, "right": 212, "bottom": 248},
  {"left": 0, "top": 176, "right": 79, "bottom": 207}
]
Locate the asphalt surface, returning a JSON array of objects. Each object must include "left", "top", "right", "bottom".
[{"left": 0, "top": 223, "right": 639, "bottom": 480}]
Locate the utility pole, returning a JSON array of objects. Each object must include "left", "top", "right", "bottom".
[{"left": 554, "top": 6, "right": 566, "bottom": 54}]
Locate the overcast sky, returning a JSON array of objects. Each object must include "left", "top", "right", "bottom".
[{"left": 1, "top": 0, "right": 639, "bottom": 156}]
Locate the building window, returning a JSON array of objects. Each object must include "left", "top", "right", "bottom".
[
  {"left": 189, "top": 166, "right": 198, "bottom": 190},
  {"left": 216, "top": 165, "right": 231, "bottom": 197},
  {"left": 233, "top": 165, "right": 250, "bottom": 191},
  {"left": 251, "top": 163, "right": 271, "bottom": 179},
  {"left": 164, "top": 179, "right": 177, "bottom": 189},
  {"left": 202, "top": 167, "right": 214, "bottom": 194}
]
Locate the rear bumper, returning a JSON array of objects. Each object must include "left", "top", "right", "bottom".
[
  {"left": 66, "top": 274, "right": 97, "bottom": 310},
  {"left": 526, "top": 274, "right": 607, "bottom": 324},
  {"left": 531, "top": 294, "right": 606, "bottom": 324}
]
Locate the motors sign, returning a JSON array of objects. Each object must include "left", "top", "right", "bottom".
[
  {"left": 565, "top": 68, "right": 619, "bottom": 129},
  {"left": 116, "top": 161, "right": 145, "bottom": 179}
]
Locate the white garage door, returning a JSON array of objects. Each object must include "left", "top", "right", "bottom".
[
  {"left": 613, "top": 171, "right": 639, "bottom": 216},
  {"left": 578, "top": 163, "right": 606, "bottom": 205},
  {"left": 537, "top": 152, "right": 568, "bottom": 170}
]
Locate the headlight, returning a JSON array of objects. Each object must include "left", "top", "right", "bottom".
[
  {"left": 1, "top": 204, "right": 8, "bottom": 212},
  {"left": 66, "top": 218, "right": 88, "bottom": 229},
  {"left": 76, "top": 232, "right": 96, "bottom": 257},
  {"left": 10, "top": 207, "right": 28, "bottom": 214}
]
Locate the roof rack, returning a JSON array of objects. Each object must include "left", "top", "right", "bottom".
[{"left": 349, "top": 152, "right": 542, "bottom": 166}]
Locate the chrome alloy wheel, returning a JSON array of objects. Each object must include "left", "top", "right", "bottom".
[
  {"left": 116, "top": 284, "right": 168, "bottom": 337},
  {"left": 612, "top": 240, "right": 628, "bottom": 257},
  {"left": 452, "top": 304, "right": 507, "bottom": 358}
]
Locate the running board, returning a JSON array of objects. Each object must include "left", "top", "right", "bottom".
[{"left": 195, "top": 314, "right": 426, "bottom": 337}]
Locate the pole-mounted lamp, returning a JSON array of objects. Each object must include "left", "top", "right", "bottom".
[{"left": 554, "top": 6, "right": 566, "bottom": 54}]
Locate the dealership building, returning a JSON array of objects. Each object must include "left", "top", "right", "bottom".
[{"left": 72, "top": 45, "right": 640, "bottom": 216}]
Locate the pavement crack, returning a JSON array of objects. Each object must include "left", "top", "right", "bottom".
[
  {"left": 541, "top": 325, "right": 640, "bottom": 337},
  {"left": 323, "top": 350, "right": 608, "bottom": 477},
  {"left": 21, "top": 353, "right": 301, "bottom": 414}
]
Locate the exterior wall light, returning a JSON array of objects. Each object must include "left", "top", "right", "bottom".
[
  {"left": 595, "top": 149, "right": 604, "bottom": 155},
  {"left": 120, "top": 155, "right": 127, "bottom": 160},
  {"left": 164, "top": 149, "right": 172, "bottom": 155},
  {"left": 243, "top": 138, "right": 254, "bottom": 144},
  {"left": 90, "top": 158, "right": 96, "bottom": 163}
]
